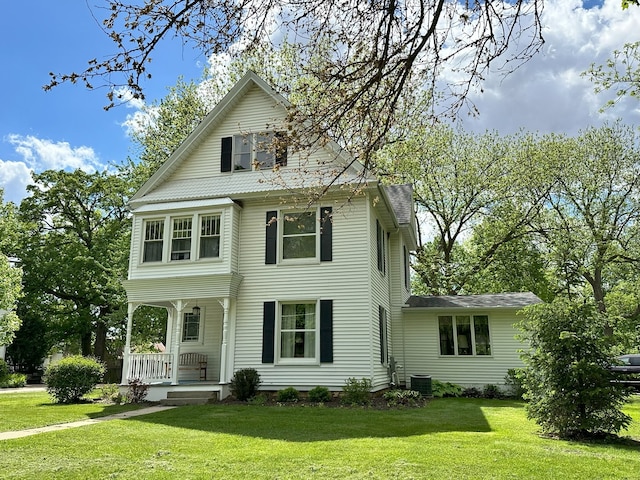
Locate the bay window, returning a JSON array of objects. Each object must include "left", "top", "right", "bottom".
[
  {"left": 171, "top": 217, "right": 192, "bottom": 260},
  {"left": 143, "top": 219, "right": 164, "bottom": 262}
]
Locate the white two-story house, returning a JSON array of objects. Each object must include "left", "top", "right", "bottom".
[{"left": 121, "top": 72, "right": 539, "bottom": 401}]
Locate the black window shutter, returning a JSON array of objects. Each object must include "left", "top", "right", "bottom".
[
  {"left": 378, "top": 306, "right": 385, "bottom": 364},
  {"left": 320, "top": 207, "right": 332, "bottom": 262},
  {"left": 221, "top": 137, "right": 232, "bottom": 172},
  {"left": 262, "top": 301, "right": 276, "bottom": 363},
  {"left": 376, "top": 220, "right": 383, "bottom": 271},
  {"left": 275, "top": 132, "right": 287, "bottom": 167},
  {"left": 265, "top": 211, "right": 277, "bottom": 264},
  {"left": 320, "top": 299, "right": 333, "bottom": 363}
]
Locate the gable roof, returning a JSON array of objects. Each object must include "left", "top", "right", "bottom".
[
  {"left": 404, "top": 292, "right": 542, "bottom": 309},
  {"left": 129, "top": 71, "right": 366, "bottom": 209}
]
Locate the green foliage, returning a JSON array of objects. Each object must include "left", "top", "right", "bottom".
[
  {"left": 6, "top": 307, "right": 50, "bottom": 374},
  {"left": 383, "top": 389, "right": 423, "bottom": 407},
  {"left": 0, "top": 255, "right": 22, "bottom": 347},
  {"left": 230, "top": 368, "right": 261, "bottom": 401},
  {"left": 0, "top": 373, "right": 27, "bottom": 388},
  {"left": 125, "top": 378, "right": 149, "bottom": 404},
  {"left": 98, "top": 383, "right": 123, "bottom": 403},
  {"left": 504, "top": 368, "right": 527, "bottom": 399},
  {"left": 44, "top": 355, "right": 106, "bottom": 403},
  {"left": 482, "top": 384, "right": 503, "bottom": 399},
  {"left": 276, "top": 387, "right": 300, "bottom": 403},
  {"left": 0, "top": 358, "right": 9, "bottom": 380},
  {"left": 461, "top": 387, "right": 482, "bottom": 398},
  {"left": 431, "top": 380, "right": 463, "bottom": 398},
  {"left": 308, "top": 386, "right": 331, "bottom": 403},
  {"left": 341, "top": 377, "right": 372, "bottom": 406},
  {"left": 518, "top": 299, "right": 631, "bottom": 438}
]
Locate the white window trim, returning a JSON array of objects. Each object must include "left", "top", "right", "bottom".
[
  {"left": 139, "top": 211, "right": 224, "bottom": 265},
  {"left": 275, "top": 300, "right": 320, "bottom": 365},
  {"left": 233, "top": 132, "right": 279, "bottom": 172},
  {"left": 278, "top": 209, "right": 321, "bottom": 264},
  {"left": 181, "top": 307, "right": 205, "bottom": 344},
  {"left": 438, "top": 314, "right": 493, "bottom": 357}
]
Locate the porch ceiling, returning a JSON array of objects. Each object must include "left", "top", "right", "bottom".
[{"left": 123, "top": 273, "right": 243, "bottom": 303}]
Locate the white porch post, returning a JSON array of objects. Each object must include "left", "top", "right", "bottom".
[
  {"left": 218, "top": 298, "right": 230, "bottom": 383},
  {"left": 171, "top": 300, "right": 185, "bottom": 385},
  {"left": 121, "top": 302, "right": 136, "bottom": 384}
]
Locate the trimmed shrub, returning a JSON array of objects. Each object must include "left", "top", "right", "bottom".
[
  {"left": 383, "top": 389, "right": 423, "bottom": 407},
  {"left": 277, "top": 387, "right": 300, "bottom": 403},
  {"left": 342, "top": 377, "right": 371, "bottom": 406},
  {"left": 230, "top": 368, "right": 261, "bottom": 401},
  {"left": 0, "top": 358, "right": 10, "bottom": 380},
  {"left": 308, "top": 386, "right": 331, "bottom": 403},
  {"left": 431, "top": 380, "right": 462, "bottom": 398},
  {"left": 0, "top": 373, "right": 27, "bottom": 388},
  {"left": 98, "top": 383, "right": 123, "bottom": 403},
  {"left": 44, "top": 355, "right": 106, "bottom": 403}
]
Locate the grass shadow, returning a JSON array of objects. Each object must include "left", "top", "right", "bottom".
[{"left": 130, "top": 397, "right": 493, "bottom": 442}]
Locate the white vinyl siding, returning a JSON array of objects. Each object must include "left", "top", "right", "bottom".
[
  {"left": 401, "top": 309, "right": 526, "bottom": 387},
  {"left": 232, "top": 195, "right": 374, "bottom": 390}
]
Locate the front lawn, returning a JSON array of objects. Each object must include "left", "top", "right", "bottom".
[
  {"left": 0, "top": 396, "right": 638, "bottom": 479},
  {"left": 0, "top": 391, "right": 142, "bottom": 432}
]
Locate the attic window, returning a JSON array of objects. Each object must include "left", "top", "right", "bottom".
[{"left": 222, "top": 133, "right": 287, "bottom": 172}]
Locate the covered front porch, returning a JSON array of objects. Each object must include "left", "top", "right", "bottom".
[{"left": 121, "top": 273, "right": 242, "bottom": 401}]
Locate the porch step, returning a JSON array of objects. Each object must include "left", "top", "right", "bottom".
[{"left": 160, "top": 390, "right": 218, "bottom": 406}]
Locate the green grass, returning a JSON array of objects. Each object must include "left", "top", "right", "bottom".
[
  {"left": 0, "top": 395, "right": 638, "bottom": 479},
  {"left": 0, "top": 391, "right": 143, "bottom": 432}
]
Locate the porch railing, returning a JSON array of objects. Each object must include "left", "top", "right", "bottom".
[{"left": 127, "top": 353, "right": 173, "bottom": 382}]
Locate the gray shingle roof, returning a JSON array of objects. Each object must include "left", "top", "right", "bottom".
[
  {"left": 405, "top": 292, "right": 542, "bottom": 309},
  {"left": 384, "top": 184, "right": 413, "bottom": 225}
]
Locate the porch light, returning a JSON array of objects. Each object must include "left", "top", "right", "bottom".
[{"left": 192, "top": 303, "right": 201, "bottom": 316}]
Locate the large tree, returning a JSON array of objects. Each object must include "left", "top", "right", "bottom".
[
  {"left": 0, "top": 191, "right": 23, "bottom": 348},
  {"left": 376, "top": 124, "right": 550, "bottom": 295},
  {"left": 18, "top": 170, "right": 133, "bottom": 359},
  {"left": 537, "top": 122, "right": 640, "bottom": 334},
  {"left": 47, "top": 0, "right": 544, "bottom": 170}
]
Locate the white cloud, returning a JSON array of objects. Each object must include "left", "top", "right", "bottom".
[
  {"left": 459, "top": 0, "right": 640, "bottom": 135},
  {"left": 7, "top": 134, "right": 102, "bottom": 172},
  {"left": 0, "top": 159, "right": 31, "bottom": 204},
  {"left": 1, "top": 135, "right": 107, "bottom": 204}
]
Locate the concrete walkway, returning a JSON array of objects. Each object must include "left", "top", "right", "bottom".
[{"left": 0, "top": 387, "right": 176, "bottom": 440}]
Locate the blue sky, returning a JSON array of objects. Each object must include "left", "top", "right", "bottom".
[{"left": 1, "top": 1, "right": 639, "bottom": 204}]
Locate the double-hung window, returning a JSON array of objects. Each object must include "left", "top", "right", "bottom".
[
  {"left": 280, "top": 302, "right": 317, "bottom": 360},
  {"left": 438, "top": 315, "right": 491, "bottom": 356},
  {"left": 282, "top": 211, "right": 317, "bottom": 259},
  {"left": 143, "top": 219, "right": 164, "bottom": 262},
  {"left": 224, "top": 132, "right": 287, "bottom": 172},
  {"left": 182, "top": 310, "right": 202, "bottom": 342},
  {"left": 199, "top": 214, "right": 221, "bottom": 258},
  {"left": 171, "top": 217, "right": 192, "bottom": 260}
]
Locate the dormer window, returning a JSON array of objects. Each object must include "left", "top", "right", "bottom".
[{"left": 221, "top": 132, "right": 287, "bottom": 172}]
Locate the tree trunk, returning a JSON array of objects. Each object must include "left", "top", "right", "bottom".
[
  {"left": 80, "top": 331, "right": 92, "bottom": 357},
  {"left": 94, "top": 320, "right": 107, "bottom": 361}
]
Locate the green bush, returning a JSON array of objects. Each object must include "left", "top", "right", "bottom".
[
  {"left": 461, "top": 387, "right": 482, "bottom": 398},
  {"left": 44, "top": 355, "right": 106, "bottom": 403},
  {"left": 308, "top": 386, "right": 331, "bottom": 403},
  {"left": 98, "top": 383, "right": 123, "bottom": 403},
  {"left": 0, "top": 373, "right": 27, "bottom": 388},
  {"left": 383, "top": 389, "right": 423, "bottom": 407},
  {"left": 230, "top": 368, "right": 261, "bottom": 401},
  {"left": 482, "top": 384, "right": 503, "bottom": 399},
  {"left": 518, "top": 299, "right": 631, "bottom": 438},
  {"left": 342, "top": 377, "right": 371, "bottom": 406},
  {"left": 504, "top": 368, "right": 527, "bottom": 399},
  {"left": 0, "top": 358, "right": 9, "bottom": 380},
  {"left": 431, "top": 380, "right": 462, "bottom": 398},
  {"left": 277, "top": 386, "right": 300, "bottom": 403}
]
